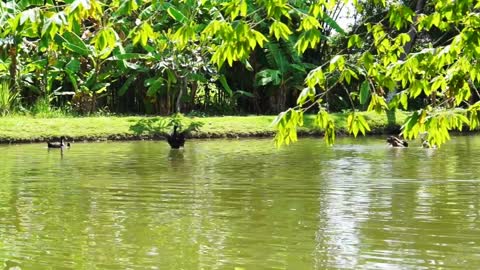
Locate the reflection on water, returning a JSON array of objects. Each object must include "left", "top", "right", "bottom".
[{"left": 1, "top": 136, "right": 480, "bottom": 269}]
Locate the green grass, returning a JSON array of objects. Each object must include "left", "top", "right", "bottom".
[{"left": 0, "top": 111, "right": 410, "bottom": 143}]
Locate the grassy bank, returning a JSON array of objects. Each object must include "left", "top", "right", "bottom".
[{"left": 0, "top": 111, "right": 409, "bottom": 143}]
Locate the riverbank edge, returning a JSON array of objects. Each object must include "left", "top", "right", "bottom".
[
  {"left": 0, "top": 127, "right": 403, "bottom": 143},
  {"left": 0, "top": 112, "right": 420, "bottom": 144}
]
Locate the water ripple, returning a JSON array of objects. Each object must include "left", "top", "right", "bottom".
[{"left": 1, "top": 137, "right": 480, "bottom": 269}]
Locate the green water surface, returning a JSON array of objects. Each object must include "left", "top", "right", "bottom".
[{"left": 1, "top": 136, "right": 480, "bottom": 269}]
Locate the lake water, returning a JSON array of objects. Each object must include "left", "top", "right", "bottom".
[{"left": 1, "top": 136, "right": 480, "bottom": 269}]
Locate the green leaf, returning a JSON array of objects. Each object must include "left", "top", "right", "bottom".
[
  {"left": 347, "top": 113, "right": 370, "bottom": 137},
  {"left": 20, "top": 8, "right": 39, "bottom": 25},
  {"left": 242, "top": 59, "right": 254, "bottom": 71},
  {"left": 315, "top": 110, "right": 336, "bottom": 143},
  {"left": 65, "top": 70, "right": 79, "bottom": 91},
  {"left": 92, "top": 27, "right": 117, "bottom": 59},
  {"left": 219, "top": 75, "right": 233, "bottom": 96},
  {"left": 42, "top": 15, "right": 63, "bottom": 39},
  {"left": 367, "top": 94, "right": 388, "bottom": 113},
  {"left": 134, "top": 22, "right": 155, "bottom": 47},
  {"left": 400, "top": 92, "right": 408, "bottom": 110},
  {"left": 118, "top": 76, "right": 136, "bottom": 96},
  {"left": 329, "top": 55, "right": 345, "bottom": 72},
  {"left": 70, "top": 0, "right": 91, "bottom": 12},
  {"left": 115, "top": 0, "right": 138, "bottom": 16},
  {"left": 61, "top": 31, "right": 90, "bottom": 56},
  {"left": 65, "top": 58, "right": 80, "bottom": 73},
  {"left": 306, "top": 67, "right": 325, "bottom": 88},
  {"left": 239, "top": 0, "right": 248, "bottom": 17},
  {"left": 431, "top": 76, "right": 445, "bottom": 92},
  {"left": 401, "top": 111, "right": 420, "bottom": 139},
  {"left": 348, "top": 34, "right": 362, "bottom": 48},
  {"left": 272, "top": 110, "right": 287, "bottom": 127},
  {"left": 253, "top": 30, "right": 268, "bottom": 47},
  {"left": 235, "top": 90, "right": 254, "bottom": 97},
  {"left": 297, "top": 87, "right": 315, "bottom": 105},
  {"left": 359, "top": 81, "right": 370, "bottom": 105},
  {"left": 269, "top": 20, "right": 292, "bottom": 41},
  {"left": 256, "top": 69, "right": 281, "bottom": 86},
  {"left": 167, "top": 7, "right": 187, "bottom": 23},
  {"left": 347, "top": 113, "right": 354, "bottom": 129},
  {"left": 357, "top": 115, "right": 371, "bottom": 132},
  {"left": 92, "top": 82, "right": 110, "bottom": 93},
  {"left": 108, "top": 53, "right": 146, "bottom": 61},
  {"left": 298, "top": 15, "right": 321, "bottom": 31},
  {"left": 166, "top": 69, "right": 177, "bottom": 84},
  {"left": 322, "top": 13, "right": 346, "bottom": 35},
  {"left": 145, "top": 77, "right": 164, "bottom": 96}
]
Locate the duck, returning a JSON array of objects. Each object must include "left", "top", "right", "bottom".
[
  {"left": 420, "top": 132, "right": 436, "bottom": 148},
  {"left": 166, "top": 125, "right": 186, "bottom": 149},
  {"left": 47, "top": 136, "right": 71, "bottom": 149},
  {"left": 386, "top": 135, "right": 408, "bottom": 147},
  {"left": 421, "top": 138, "right": 436, "bottom": 148}
]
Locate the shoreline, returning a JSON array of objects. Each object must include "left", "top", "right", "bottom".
[
  {"left": 1, "top": 126, "right": 476, "bottom": 145},
  {"left": 0, "top": 126, "right": 403, "bottom": 145},
  {"left": 4, "top": 112, "right": 476, "bottom": 144}
]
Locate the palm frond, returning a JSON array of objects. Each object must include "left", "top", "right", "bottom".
[
  {"left": 255, "top": 69, "right": 282, "bottom": 86},
  {"left": 265, "top": 42, "right": 289, "bottom": 73},
  {"left": 322, "top": 13, "right": 346, "bottom": 35},
  {"left": 280, "top": 39, "right": 302, "bottom": 64}
]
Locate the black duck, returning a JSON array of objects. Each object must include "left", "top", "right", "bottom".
[
  {"left": 166, "top": 125, "right": 186, "bottom": 149},
  {"left": 47, "top": 136, "right": 70, "bottom": 148}
]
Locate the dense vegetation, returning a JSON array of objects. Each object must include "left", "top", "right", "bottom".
[{"left": 1, "top": 0, "right": 480, "bottom": 146}]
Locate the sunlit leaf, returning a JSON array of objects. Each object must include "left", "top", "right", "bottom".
[
  {"left": 167, "top": 7, "right": 187, "bottom": 23},
  {"left": 60, "top": 31, "right": 90, "bottom": 56},
  {"left": 359, "top": 81, "right": 370, "bottom": 105}
]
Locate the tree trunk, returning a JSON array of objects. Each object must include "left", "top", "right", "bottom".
[
  {"left": 189, "top": 81, "right": 198, "bottom": 111},
  {"left": 401, "top": 0, "right": 428, "bottom": 59},
  {"left": 276, "top": 86, "right": 287, "bottom": 112},
  {"left": 252, "top": 86, "right": 261, "bottom": 114},
  {"left": 204, "top": 84, "right": 210, "bottom": 111},
  {"left": 166, "top": 82, "right": 171, "bottom": 114},
  {"left": 175, "top": 76, "right": 187, "bottom": 113},
  {"left": 90, "top": 92, "right": 97, "bottom": 114}
]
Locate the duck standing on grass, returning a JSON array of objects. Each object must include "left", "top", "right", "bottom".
[
  {"left": 47, "top": 136, "right": 71, "bottom": 149},
  {"left": 386, "top": 136, "right": 408, "bottom": 147}
]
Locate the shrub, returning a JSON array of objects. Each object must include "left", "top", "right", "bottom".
[{"left": 0, "top": 80, "right": 18, "bottom": 116}]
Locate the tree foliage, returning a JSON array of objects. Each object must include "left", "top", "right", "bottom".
[{"left": 273, "top": 0, "right": 480, "bottom": 147}]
